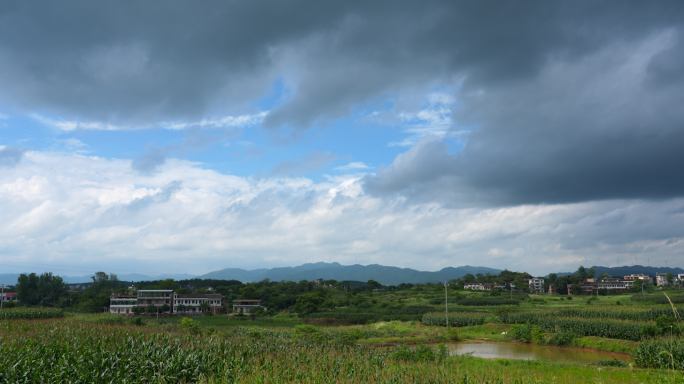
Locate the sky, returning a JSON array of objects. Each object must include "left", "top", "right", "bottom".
[{"left": 1, "top": 1, "right": 684, "bottom": 277}]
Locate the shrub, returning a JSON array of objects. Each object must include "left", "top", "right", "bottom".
[
  {"left": 597, "top": 359, "right": 627, "bottom": 367},
  {"left": 2, "top": 301, "right": 18, "bottom": 309},
  {"left": 293, "top": 325, "right": 325, "bottom": 343},
  {"left": 247, "top": 328, "right": 265, "bottom": 339},
  {"left": 180, "top": 317, "right": 201, "bottom": 334},
  {"left": 549, "top": 329, "right": 575, "bottom": 347},
  {"left": 511, "top": 323, "right": 534, "bottom": 343},
  {"left": 390, "top": 344, "right": 447, "bottom": 362}
]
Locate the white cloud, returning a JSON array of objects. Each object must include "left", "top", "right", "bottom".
[
  {"left": 1, "top": 149, "right": 684, "bottom": 276},
  {"left": 334, "top": 162, "right": 370, "bottom": 172},
  {"left": 163, "top": 111, "right": 268, "bottom": 130},
  {"left": 32, "top": 111, "right": 268, "bottom": 132}
]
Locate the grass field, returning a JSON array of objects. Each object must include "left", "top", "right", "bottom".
[{"left": 1, "top": 315, "right": 683, "bottom": 383}]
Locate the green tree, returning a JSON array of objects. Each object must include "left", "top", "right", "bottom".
[
  {"left": 240, "top": 286, "right": 258, "bottom": 299},
  {"left": 293, "top": 293, "right": 325, "bottom": 316},
  {"left": 462, "top": 274, "right": 476, "bottom": 283},
  {"left": 176, "top": 304, "right": 186, "bottom": 313},
  {"left": 597, "top": 272, "right": 611, "bottom": 281},
  {"left": 199, "top": 301, "right": 210, "bottom": 312},
  {"left": 666, "top": 273, "right": 675, "bottom": 285},
  {"left": 146, "top": 304, "right": 156, "bottom": 313},
  {"left": 131, "top": 306, "right": 143, "bottom": 316},
  {"left": 16, "top": 272, "right": 68, "bottom": 306},
  {"left": 161, "top": 303, "right": 170, "bottom": 313},
  {"left": 570, "top": 284, "right": 583, "bottom": 295},
  {"left": 366, "top": 280, "right": 382, "bottom": 291},
  {"left": 156, "top": 279, "right": 178, "bottom": 290},
  {"left": 3, "top": 300, "right": 18, "bottom": 309},
  {"left": 631, "top": 278, "right": 644, "bottom": 293}
]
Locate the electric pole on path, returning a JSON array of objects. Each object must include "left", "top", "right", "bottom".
[
  {"left": 1, "top": 284, "right": 4, "bottom": 310},
  {"left": 444, "top": 281, "right": 449, "bottom": 328}
]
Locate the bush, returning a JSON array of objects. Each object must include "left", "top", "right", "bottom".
[
  {"left": 2, "top": 301, "right": 18, "bottom": 309},
  {"left": 422, "top": 312, "right": 485, "bottom": 327},
  {"left": 596, "top": 359, "right": 627, "bottom": 367},
  {"left": 390, "top": 344, "right": 447, "bottom": 362},
  {"left": 549, "top": 329, "right": 576, "bottom": 347},
  {"left": 247, "top": 328, "right": 265, "bottom": 339},
  {"left": 511, "top": 323, "right": 534, "bottom": 343},
  {"left": 180, "top": 318, "right": 201, "bottom": 334},
  {"left": 293, "top": 325, "right": 325, "bottom": 343}
]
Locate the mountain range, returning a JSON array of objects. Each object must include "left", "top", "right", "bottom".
[
  {"left": 0, "top": 263, "right": 502, "bottom": 286},
  {"left": 1, "top": 263, "right": 682, "bottom": 287}
]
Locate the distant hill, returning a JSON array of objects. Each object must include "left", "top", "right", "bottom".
[
  {"left": 199, "top": 263, "right": 503, "bottom": 286},
  {"left": 550, "top": 265, "right": 684, "bottom": 279}
]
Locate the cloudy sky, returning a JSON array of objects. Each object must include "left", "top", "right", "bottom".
[{"left": 1, "top": 1, "right": 684, "bottom": 277}]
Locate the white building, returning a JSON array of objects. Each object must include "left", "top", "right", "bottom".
[
  {"left": 527, "top": 277, "right": 545, "bottom": 294},
  {"left": 174, "top": 293, "right": 223, "bottom": 315},
  {"left": 233, "top": 299, "right": 267, "bottom": 314},
  {"left": 109, "top": 295, "right": 137, "bottom": 314}
]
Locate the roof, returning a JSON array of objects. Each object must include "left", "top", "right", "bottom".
[
  {"left": 110, "top": 295, "right": 137, "bottom": 298},
  {"left": 2, "top": 292, "right": 17, "bottom": 297},
  {"left": 176, "top": 294, "right": 223, "bottom": 299}
]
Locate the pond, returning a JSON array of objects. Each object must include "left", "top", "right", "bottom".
[{"left": 447, "top": 342, "right": 630, "bottom": 362}]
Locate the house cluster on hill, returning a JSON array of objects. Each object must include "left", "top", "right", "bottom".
[{"left": 463, "top": 272, "right": 684, "bottom": 296}]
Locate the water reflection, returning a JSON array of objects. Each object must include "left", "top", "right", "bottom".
[{"left": 447, "top": 342, "right": 630, "bottom": 362}]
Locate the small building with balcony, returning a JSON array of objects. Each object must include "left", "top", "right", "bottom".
[
  {"left": 109, "top": 295, "right": 137, "bottom": 315},
  {"left": 233, "top": 299, "right": 266, "bottom": 314}
]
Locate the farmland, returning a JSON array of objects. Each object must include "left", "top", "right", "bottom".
[{"left": 2, "top": 286, "right": 684, "bottom": 383}]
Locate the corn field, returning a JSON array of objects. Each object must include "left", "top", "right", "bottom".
[
  {"left": 633, "top": 339, "right": 684, "bottom": 370},
  {"left": 0, "top": 318, "right": 678, "bottom": 384},
  {"left": 0, "top": 308, "right": 64, "bottom": 320}
]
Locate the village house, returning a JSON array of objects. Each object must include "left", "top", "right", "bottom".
[
  {"left": 1, "top": 291, "right": 18, "bottom": 305},
  {"left": 109, "top": 295, "right": 137, "bottom": 314},
  {"left": 233, "top": 299, "right": 267, "bottom": 314},
  {"left": 526, "top": 277, "right": 545, "bottom": 294},
  {"left": 110, "top": 289, "right": 224, "bottom": 315},
  {"left": 463, "top": 283, "right": 503, "bottom": 291},
  {"left": 624, "top": 274, "right": 651, "bottom": 282},
  {"left": 567, "top": 278, "right": 634, "bottom": 295},
  {"left": 174, "top": 293, "right": 224, "bottom": 315}
]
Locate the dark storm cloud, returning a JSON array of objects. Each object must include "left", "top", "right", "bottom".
[
  {"left": 0, "top": 146, "right": 27, "bottom": 167},
  {"left": 365, "top": 24, "right": 684, "bottom": 206},
  {"left": 1, "top": 1, "right": 681, "bottom": 128},
  {"left": 2, "top": 1, "right": 684, "bottom": 205}
]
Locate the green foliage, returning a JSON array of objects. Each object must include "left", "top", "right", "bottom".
[
  {"left": 390, "top": 344, "right": 447, "bottom": 362},
  {"left": 292, "top": 324, "right": 325, "bottom": 343},
  {"left": 548, "top": 329, "right": 576, "bottom": 347},
  {"left": 180, "top": 317, "right": 201, "bottom": 334},
  {"left": 247, "top": 327, "right": 266, "bottom": 339},
  {"left": 2, "top": 301, "right": 17, "bottom": 309},
  {"left": 510, "top": 323, "right": 535, "bottom": 343},
  {"left": 422, "top": 312, "right": 485, "bottom": 327},
  {"left": 633, "top": 339, "right": 684, "bottom": 370},
  {"left": 16, "top": 272, "right": 68, "bottom": 306},
  {"left": 293, "top": 293, "right": 325, "bottom": 316},
  {"left": 597, "top": 359, "right": 628, "bottom": 367},
  {"left": 0, "top": 308, "right": 64, "bottom": 320},
  {"left": 457, "top": 298, "right": 520, "bottom": 306}
]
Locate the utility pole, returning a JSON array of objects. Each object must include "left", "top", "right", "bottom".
[
  {"left": 444, "top": 281, "right": 449, "bottom": 328},
  {"left": 1, "top": 284, "right": 4, "bottom": 310}
]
